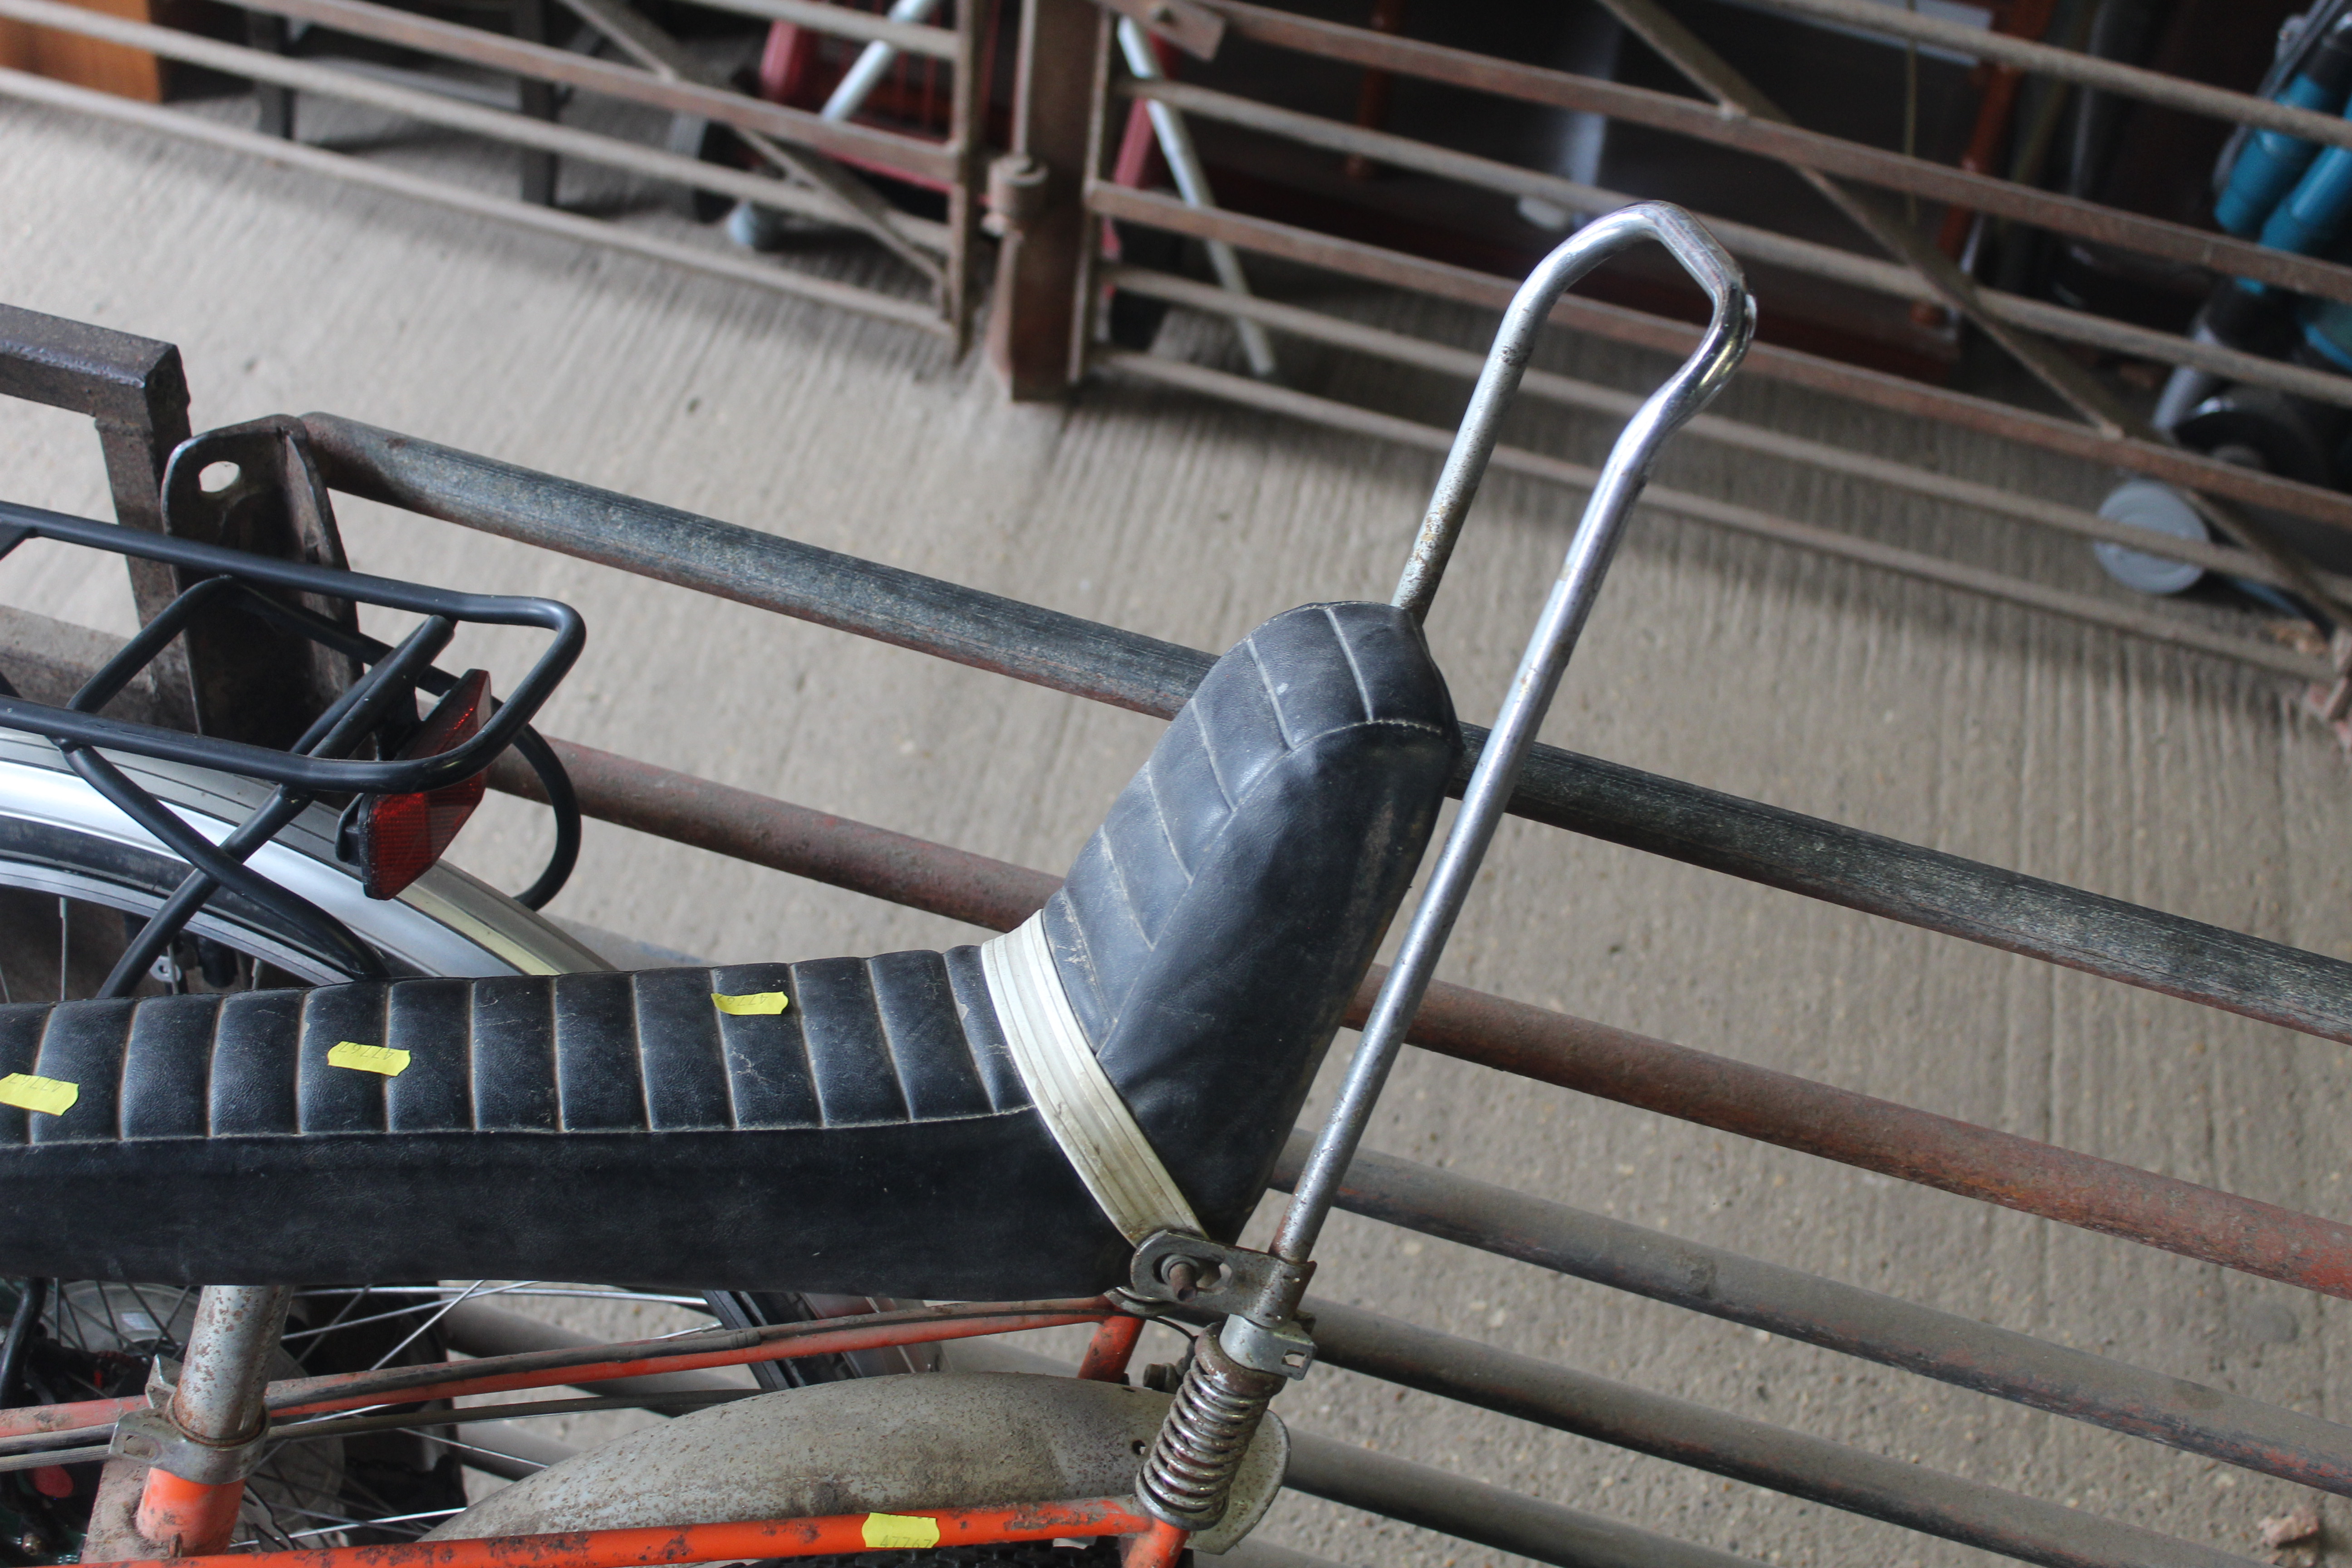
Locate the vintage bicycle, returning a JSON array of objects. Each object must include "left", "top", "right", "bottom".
[
  {"left": 0, "top": 203, "right": 1745, "bottom": 1568},
  {"left": 0, "top": 187, "right": 2338, "bottom": 1568}
]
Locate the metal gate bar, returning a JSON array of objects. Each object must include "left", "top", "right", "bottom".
[
  {"left": 1306, "top": 1300, "right": 2256, "bottom": 1568},
  {"left": 1085, "top": 183, "right": 2352, "bottom": 543},
  {"left": 0, "top": 72, "right": 948, "bottom": 333},
  {"left": 1283, "top": 1432, "right": 1764, "bottom": 1568},
  {"left": 487, "top": 732, "right": 2352, "bottom": 1301},
  {"left": 1117, "top": 74, "right": 2352, "bottom": 415},
  {"left": 299, "top": 413, "right": 2352, "bottom": 1047},
  {"left": 1098, "top": 344, "right": 2332, "bottom": 681},
  {"left": 0, "top": 0, "right": 954, "bottom": 258},
  {"left": 1191, "top": 0, "right": 2352, "bottom": 307},
  {"left": 0, "top": 0, "right": 977, "bottom": 334},
  {"left": 1103, "top": 265, "right": 2352, "bottom": 599},
  {"left": 1273, "top": 1136, "right": 2352, "bottom": 1495},
  {"left": 212, "top": 0, "right": 957, "bottom": 176},
  {"left": 1736, "top": 0, "right": 2352, "bottom": 154}
]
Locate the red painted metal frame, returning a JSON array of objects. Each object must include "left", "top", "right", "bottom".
[
  {"left": 0, "top": 1301, "right": 1114, "bottom": 1441},
  {"left": 1077, "top": 1313, "right": 1147, "bottom": 1382},
  {"left": 1121, "top": 1518, "right": 1191, "bottom": 1567},
  {"left": 103, "top": 1498, "right": 1152, "bottom": 1568},
  {"left": 133, "top": 1470, "right": 244, "bottom": 1557}
]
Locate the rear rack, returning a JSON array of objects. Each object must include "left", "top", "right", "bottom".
[{"left": 0, "top": 497, "right": 583, "bottom": 994}]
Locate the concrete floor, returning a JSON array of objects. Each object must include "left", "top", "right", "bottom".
[{"left": 6, "top": 84, "right": 2352, "bottom": 1568}]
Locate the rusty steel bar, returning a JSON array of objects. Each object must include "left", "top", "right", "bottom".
[
  {"left": 986, "top": 0, "right": 1109, "bottom": 398},
  {"left": 1099, "top": 347, "right": 2332, "bottom": 682},
  {"left": 1114, "top": 79, "right": 2352, "bottom": 416},
  {"left": 486, "top": 737, "right": 1059, "bottom": 930},
  {"left": 0, "top": 305, "right": 196, "bottom": 727},
  {"left": 1087, "top": 183, "right": 2352, "bottom": 541},
  {"left": 170, "top": 0, "right": 958, "bottom": 184},
  {"left": 1307, "top": 1300, "right": 2263, "bottom": 1568},
  {"left": 1103, "top": 265, "right": 2352, "bottom": 593},
  {"left": 1274, "top": 1135, "right": 2352, "bottom": 1493},
  {"left": 300, "top": 412, "right": 2352, "bottom": 1046},
  {"left": 485, "top": 735, "right": 2352, "bottom": 1302},
  {"left": 1394, "top": 975, "right": 2352, "bottom": 1300},
  {"left": 0, "top": 72, "right": 949, "bottom": 336},
  {"left": 1192, "top": 0, "right": 2352, "bottom": 307},
  {"left": 265, "top": 1303, "right": 1107, "bottom": 1420}
]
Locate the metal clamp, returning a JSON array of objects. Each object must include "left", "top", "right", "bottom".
[
  {"left": 109, "top": 1406, "right": 270, "bottom": 1485},
  {"left": 1217, "top": 1313, "right": 1315, "bottom": 1380},
  {"left": 1127, "top": 1230, "right": 1312, "bottom": 1327}
]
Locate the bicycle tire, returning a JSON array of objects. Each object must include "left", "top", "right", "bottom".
[{"left": 0, "top": 731, "right": 605, "bottom": 981}]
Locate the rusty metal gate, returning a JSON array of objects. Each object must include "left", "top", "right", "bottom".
[
  {"left": 12, "top": 0, "right": 2352, "bottom": 697},
  {"left": 0, "top": 0, "right": 992, "bottom": 343}
]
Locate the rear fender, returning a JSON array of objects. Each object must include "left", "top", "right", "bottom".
[{"left": 424, "top": 1371, "right": 1287, "bottom": 1555}]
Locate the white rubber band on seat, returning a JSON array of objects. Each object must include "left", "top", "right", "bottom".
[{"left": 980, "top": 913, "right": 1204, "bottom": 1242}]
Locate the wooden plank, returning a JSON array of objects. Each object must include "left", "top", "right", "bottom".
[{"left": 11, "top": 0, "right": 162, "bottom": 101}]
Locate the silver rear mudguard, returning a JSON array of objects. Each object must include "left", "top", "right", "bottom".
[{"left": 424, "top": 1372, "right": 1288, "bottom": 1556}]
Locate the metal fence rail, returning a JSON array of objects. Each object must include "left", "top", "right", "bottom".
[{"left": 0, "top": 0, "right": 986, "bottom": 341}]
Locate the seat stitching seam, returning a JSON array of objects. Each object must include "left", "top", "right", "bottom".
[
  {"left": 1243, "top": 637, "right": 1298, "bottom": 751},
  {"left": 1093, "top": 834, "right": 1157, "bottom": 954},
  {"left": 1323, "top": 604, "right": 1377, "bottom": 723},
  {"left": 1140, "top": 756, "right": 1193, "bottom": 884},
  {"left": 863, "top": 956, "right": 920, "bottom": 1126}
]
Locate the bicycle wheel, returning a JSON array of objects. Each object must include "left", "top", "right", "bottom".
[
  {"left": 0, "top": 730, "right": 605, "bottom": 988},
  {"left": 0, "top": 730, "right": 609, "bottom": 1557}
]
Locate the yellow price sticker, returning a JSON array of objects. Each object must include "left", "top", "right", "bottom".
[
  {"left": 327, "top": 1041, "right": 412, "bottom": 1078},
  {"left": 859, "top": 1514, "right": 941, "bottom": 1551},
  {"left": 0, "top": 1073, "right": 76, "bottom": 1117},
  {"left": 712, "top": 991, "right": 789, "bottom": 1016}
]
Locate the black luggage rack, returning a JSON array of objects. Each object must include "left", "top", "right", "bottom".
[{"left": 0, "top": 496, "right": 584, "bottom": 997}]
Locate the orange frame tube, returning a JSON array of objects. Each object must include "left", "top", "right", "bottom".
[
  {"left": 132, "top": 1470, "right": 245, "bottom": 1557},
  {"left": 1076, "top": 1314, "right": 1146, "bottom": 1382},
  {"left": 1121, "top": 1518, "right": 1191, "bottom": 1568},
  {"left": 103, "top": 1497, "right": 1152, "bottom": 1568}
]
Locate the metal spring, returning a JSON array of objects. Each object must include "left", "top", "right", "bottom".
[{"left": 1135, "top": 1329, "right": 1284, "bottom": 1531}]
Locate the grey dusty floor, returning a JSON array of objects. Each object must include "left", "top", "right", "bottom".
[{"left": 7, "top": 81, "right": 2352, "bottom": 1568}]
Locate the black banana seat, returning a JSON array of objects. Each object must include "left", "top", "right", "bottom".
[{"left": 0, "top": 603, "right": 1459, "bottom": 1298}]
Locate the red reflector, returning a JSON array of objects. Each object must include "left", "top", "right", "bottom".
[
  {"left": 357, "top": 670, "right": 491, "bottom": 900},
  {"left": 32, "top": 1465, "right": 71, "bottom": 1498}
]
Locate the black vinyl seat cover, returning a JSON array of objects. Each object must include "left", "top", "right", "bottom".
[{"left": 0, "top": 604, "right": 1460, "bottom": 1297}]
